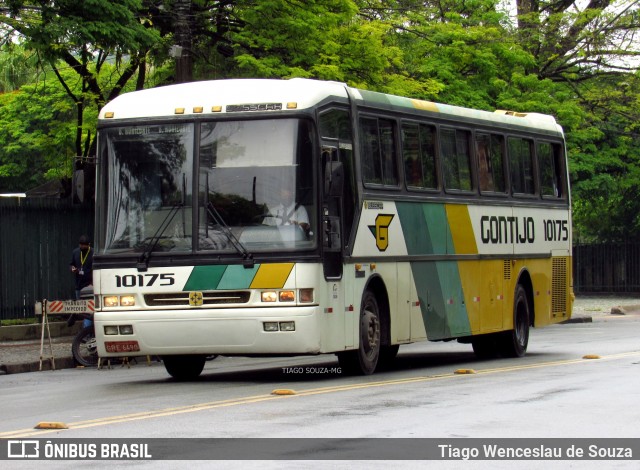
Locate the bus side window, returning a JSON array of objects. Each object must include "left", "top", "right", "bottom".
[
  {"left": 441, "top": 128, "right": 472, "bottom": 191},
  {"left": 360, "top": 117, "right": 399, "bottom": 187},
  {"left": 508, "top": 137, "right": 535, "bottom": 195},
  {"left": 319, "top": 109, "right": 352, "bottom": 141},
  {"left": 538, "top": 142, "right": 564, "bottom": 198},
  {"left": 476, "top": 133, "right": 506, "bottom": 193},
  {"left": 361, "top": 117, "right": 383, "bottom": 185},
  {"left": 402, "top": 123, "right": 437, "bottom": 190}
]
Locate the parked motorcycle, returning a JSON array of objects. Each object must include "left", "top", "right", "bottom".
[{"left": 67, "top": 286, "right": 98, "bottom": 367}]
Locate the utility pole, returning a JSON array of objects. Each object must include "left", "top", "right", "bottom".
[{"left": 173, "top": 0, "right": 193, "bottom": 83}]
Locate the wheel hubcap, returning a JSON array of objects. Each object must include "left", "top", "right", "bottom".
[{"left": 361, "top": 309, "right": 379, "bottom": 357}]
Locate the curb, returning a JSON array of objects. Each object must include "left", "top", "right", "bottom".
[
  {"left": 0, "top": 356, "right": 77, "bottom": 375},
  {"left": 561, "top": 316, "right": 593, "bottom": 324}
]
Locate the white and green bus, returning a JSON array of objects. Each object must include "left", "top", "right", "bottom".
[{"left": 93, "top": 78, "right": 573, "bottom": 379}]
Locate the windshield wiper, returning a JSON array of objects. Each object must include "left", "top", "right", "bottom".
[
  {"left": 137, "top": 202, "right": 183, "bottom": 272},
  {"left": 207, "top": 202, "right": 255, "bottom": 268}
]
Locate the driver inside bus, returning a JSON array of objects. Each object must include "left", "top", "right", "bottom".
[{"left": 263, "top": 185, "right": 310, "bottom": 233}]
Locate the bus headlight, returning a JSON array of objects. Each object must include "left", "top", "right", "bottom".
[
  {"left": 263, "top": 322, "right": 279, "bottom": 332},
  {"left": 261, "top": 291, "right": 278, "bottom": 302},
  {"left": 104, "top": 325, "right": 119, "bottom": 335},
  {"left": 279, "top": 322, "right": 295, "bottom": 332},
  {"left": 103, "top": 295, "right": 136, "bottom": 307},
  {"left": 119, "top": 325, "right": 134, "bottom": 335},
  {"left": 279, "top": 290, "right": 295, "bottom": 302}
]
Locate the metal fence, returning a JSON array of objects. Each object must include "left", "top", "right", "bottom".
[
  {"left": 0, "top": 198, "right": 93, "bottom": 322},
  {"left": 573, "top": 243, "right": 640, "bottom": 294}
]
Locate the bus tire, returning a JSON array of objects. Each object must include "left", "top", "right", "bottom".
[
  {"left": 162, "top": 355, "right": 207, "bottom": 380},
  {"left": 337, "top": 290, "right": 381, "bottom": 375},
  {"left": 498, "top": 285, "right": 530, "bottom": 358}
]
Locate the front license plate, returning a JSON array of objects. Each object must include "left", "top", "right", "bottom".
[{"left": 104, "top": 341, "right": 140, "bottom": 353}]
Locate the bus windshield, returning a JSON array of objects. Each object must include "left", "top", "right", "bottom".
[{"left": 98, "top": 119, "right": 316, "bottom": 256}]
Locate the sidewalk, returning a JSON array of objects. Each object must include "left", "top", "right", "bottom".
[
  {"left": 1, "top": 296, "right": 639, "bottom": 375},
  {"left": 570, "top": 295, "right": 640, "bottom": 321},
  {"left": 0, "top": 336, "right": 76, "bottom": 374}
]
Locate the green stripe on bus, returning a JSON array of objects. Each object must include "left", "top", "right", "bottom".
[
  {"left": 397, "top": 201, "right": 472, "bottom": 339},
  {"left": 411, "top": 261, "right": 472, "bottom": 340},
  {"left": 410, "top": 261, "right": 447, "bottom": 339},
  {"left": 183, "top": 265, "right": 228, "bottom": 291},
  {"left": 217, "top": 264, "right": 260, "bottom": 289},
  {"left": 396, "top": 202, "right": 448, "bottom": 254}
]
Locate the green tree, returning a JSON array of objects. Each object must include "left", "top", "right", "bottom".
[
  {"left": 0, "top": 74, "right": 80, "bottom": 191},
  {"left": 371, "top": 0, "right": 533, "bottom": 107},
  {"left": 0, "top": 44, "right": 39, "bottom": 92},
  {"left": 215, "top": 0, "right": 436, "bottom": 94},
  {"left": 1, "top": 0, "right": 159, "bottom": 157}
]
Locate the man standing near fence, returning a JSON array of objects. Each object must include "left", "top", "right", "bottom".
[{"left": 70, "top": 235, "right": 93, "bottom": 300}]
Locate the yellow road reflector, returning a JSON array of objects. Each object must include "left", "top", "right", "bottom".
[
  {"left": 271, "top": 389, "right": 296, "bottom": 396},
  {"left": 454, "top": 369, "right": 476, "bottom": 375},
  {"left": 35, "top": 422, "right": 68, "bottom": 430},
  {"left": 583, "top": 354, "right": 601, "bottom": 360}
]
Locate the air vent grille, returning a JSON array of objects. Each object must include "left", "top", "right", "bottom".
[
  {"left": 503, "top": 260, "right": 511, "bottom": 281},
  {"left": 552, "top": 258, "right": 568, "bottom": 315}
]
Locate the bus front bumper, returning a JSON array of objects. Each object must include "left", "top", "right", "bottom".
[{"left": 94, "top": 306, "right": 322, "bottom": 357}]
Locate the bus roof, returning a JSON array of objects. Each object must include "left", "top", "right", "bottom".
[{"left": 99, "top": 78, "right": 562, "bottom": 135}]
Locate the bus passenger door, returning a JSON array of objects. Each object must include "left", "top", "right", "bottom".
[
  {"left": 321, "top": 144, "right": 353, "bottom": 349},
  {"left": 317, "top": 104, "right": 357, "bottom": 349}
]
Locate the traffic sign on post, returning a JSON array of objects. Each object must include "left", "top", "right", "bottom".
[{"left": 35, "top": 299, "right": 94, "bottom": 315}]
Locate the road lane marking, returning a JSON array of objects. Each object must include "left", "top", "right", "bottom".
[{"left": 2, "top": 350, "right": 639, "bottom": 438}]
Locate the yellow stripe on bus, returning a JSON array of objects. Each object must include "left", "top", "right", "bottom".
[
  {"left": 250, "top": 263, "right": 295, "bottom": 289},
  {"left": 411, "top": 99, "right": 439, "bottom": 113},
  {"left": 445, "top": 204, "right": 478, "bottom": 255}
]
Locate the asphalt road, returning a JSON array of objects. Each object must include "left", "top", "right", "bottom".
[{"left": 1, "top": 312, "right": 639, "bottom": 469}]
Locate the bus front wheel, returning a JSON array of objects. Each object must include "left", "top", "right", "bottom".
[
  {"left": 338, "top": 290, "right": 381, "bottom": 375},
  {"left": 498, "top": 285, "right": 530, "bottom": 358},
  {"left": 162, "top": 355, "right": 207, "bottom": 380}
]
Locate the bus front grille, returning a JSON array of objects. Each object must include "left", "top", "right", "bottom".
[{"left": 144, "top": 291, "right": 251, "bottom": 307}]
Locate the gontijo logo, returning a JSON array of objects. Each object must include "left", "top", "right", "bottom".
[{"left": 368, "top": 214, "right": 395, "bottom": 251}]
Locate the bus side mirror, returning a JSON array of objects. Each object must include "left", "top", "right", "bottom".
[{"left": 324, "top": 161, "right": 344, "bottom": 198}]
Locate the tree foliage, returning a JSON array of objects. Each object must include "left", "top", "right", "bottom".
[
  {"left": 0, "top": 71, "right": 79, "bottom": 190},
  {"left": 1, "top": 0, "right": 159, "bottom": 157}
]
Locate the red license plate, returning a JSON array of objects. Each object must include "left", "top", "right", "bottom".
[{"left": 104, "top": 341, "right": 140, "bottom": 353}]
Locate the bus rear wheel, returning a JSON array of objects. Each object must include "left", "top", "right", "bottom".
[
  {"left": 162, "top": 355, "right": 207, "bottom": 380},
  {"left": 337, "top": 290, "right": 381, "bottom": 375},
  {"left": 498, "top": 285, "right": 530, "bottom": 358}
]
